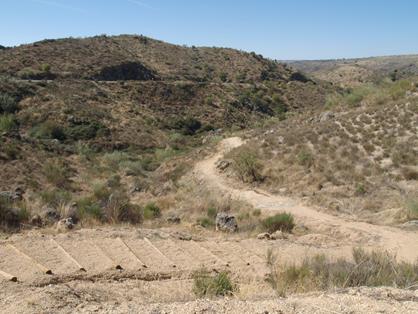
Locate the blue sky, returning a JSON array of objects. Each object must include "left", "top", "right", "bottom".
[{"left": 1, "top": 0, "right": 418, "bottom": 60}]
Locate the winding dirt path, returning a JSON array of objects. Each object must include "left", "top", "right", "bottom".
[{"left": 194, "top": 137, "right": 418, "bottom": 262}]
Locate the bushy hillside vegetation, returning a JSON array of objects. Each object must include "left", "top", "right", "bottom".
[{"left": 0, "top": 35, "right": 331, "bottom": 230}]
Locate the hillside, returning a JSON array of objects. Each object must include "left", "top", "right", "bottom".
[
  {"left": 0, "top": 34, "right": 294, "bottom": 82},
  {"left": 0, "top": 34, "right": 331, "bottom": 230},
  {"left": 288, "top": 54, "right": 418, "bottom": 86},
  {"left": 225, "top": 79, "right": 418, "bottom": 225}
]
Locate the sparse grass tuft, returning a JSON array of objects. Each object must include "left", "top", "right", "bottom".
[
  {"left": 261, "top": 212, "right": 295, "bottom": 233},
  {"left": 192, "top": 269, "right": 235, "bottom": 297}
]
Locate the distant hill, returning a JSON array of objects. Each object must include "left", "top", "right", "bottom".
[
  {"left": 0, "top": 34, "right": 296, "bottom": 82},
  {"left": 287, "top": 54, "right": 418, "bottom": 86}
]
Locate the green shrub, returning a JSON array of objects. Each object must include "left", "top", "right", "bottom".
[
  {"left": 143, "top": 202, "right": 161, "bottom": 219},
  {"left": 192, "top": 269, "right": 234, "bottom": 297},
  {"left": 345, "top": 92, "right": 364, "bottom": 106},
  {"left": 107, "top": 174, "right": 121, "bottom": 189},
  {"left": 207, "top": 207, "right": 217, "bottom": 219},
  {"left": 389, "top": 80, "right": 411, "bottom": 100},
  {"left": 171, "top": 117, "right": 202, "bottom": 135},
  {"left": 197, "top": 217, "right": 214, "bottom": 228},
  {"left": 219, "top": 72, "right": 228, "bottom": 82},
  {"left": 77, "top": 197, "right": 103, "bottom": 221},
  {"left": 231, "top": 148, "right": 263, "bottom": 183},
  {"left": 43, "top": 159, "right": 71, "bottom": 188},
  {"left": 115, "top": 203, "right": 142, "bottom": 224},
  {"left": 105, "top": 190, "right": 142, "bottom": 224},
  {"left": 120, "top": 160, "right": 144, "bottom": 176},
  {"left": 0, "top": 197, "right": 29, "bottom": 230},
  {"left": 39, "top": 188, "right": 72, "bottom": 207},
  {"left": 0, "top": 93, "right": 18, "bottom": 113},
  {"left": 0, "top": 114, "right": 18, "bottom": 132},
  {"left": 154, "top": 147, "right": 179, "bottom": 161},
  {"left": 406, "top": 199, "right": 418, "bottom": 220},
  {"left": 31, "top": 121, "right": 66, "bottom": 140},
  {"left": 102, "top": 151, "right": 130, "bottom": 171},
  {"left": 39, "top": 63, "right": 51, "bottom": 73},
  {"left": 261, "top": 213, "right": 295, "bottom": 233},
  {"left": 355, "top": 183, "right": 366, "bottom": 196},
  {"left": 325, "top": 93, "right": 341, "bottom": 108},
  {"left": 297, "top": 150, "right": 314, "bottom": 167},
  {"left": 92, "top": 183, "right": 111, "bottom": 201},
  {"left": 272, "top": 94, "right": 288, "bottom": 114}
]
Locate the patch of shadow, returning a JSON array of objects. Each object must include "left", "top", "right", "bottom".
[{"left": 94, "top": 61, "right": 158, "bottom": 81}]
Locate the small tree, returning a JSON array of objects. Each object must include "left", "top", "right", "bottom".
[{"left": 231, "top": 149, "right": 263, "bottom": 183}]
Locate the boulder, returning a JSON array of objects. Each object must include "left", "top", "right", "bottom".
[
  {"left": 56, "top": 218, "right": 74, "bottom": 232},
  {"left": 270, "top": 230, "right": 288, "bottom": 240},
  {"left": 65, "top": 202, "right": 79, "bottom": 224},
  {"left": 166, "top": 214, "right": 181, "bottom": 224},
  {"left": 257, "top": 231, "right": 288, "bottom": 240},
  {"left": 319, "top": 111, "right": 335, "bottom": 122},
  {"left": 216, "top": 160, "right": 231, "bottom": 171},
  {"left": 30, "top": 214, "right": 43, "bottom": 227},
  {"left": 172, "top": 231, "right": 192, "bottom": 241},
  {"left": 257, "top": 232, "right": 271, "bottom": 240},
  {"left": 401, "top": 220, "right": 418, "bottom": 230},
  {"left": 0, "top": 187, "right": 25, "bottom": 202},
  {"left": 40, "top": 207, "right": 61, "bottom": 224},
  {"left": 215, "top": 212, "right": 238, "bottom": 232}
]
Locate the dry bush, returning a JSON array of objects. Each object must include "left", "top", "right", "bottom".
[{"left": 228, "top": 146, "right": 263, "bottom": 183}]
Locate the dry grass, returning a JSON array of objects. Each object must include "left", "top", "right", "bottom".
[
  {"left": 267, "top": 248, "right": 418, "bottom": 296},
  {"left": 236, "top": 83, "right": 418, "bottom": 219},
  {"left": 192, "top": 269, "right": 235, "bottom": 297}
]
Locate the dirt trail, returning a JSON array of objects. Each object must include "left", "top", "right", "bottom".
[{"left": 195, "top": 137, "right": 418, "bottom": 262}]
